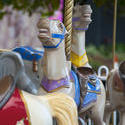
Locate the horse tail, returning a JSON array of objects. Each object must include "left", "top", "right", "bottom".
[{"left": 43, "top": 93, "right": 78, "bottom": 125}]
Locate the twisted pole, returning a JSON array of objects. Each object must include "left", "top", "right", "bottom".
[{"left": 64, "top": 0, "right": 74, "bottom": 60}]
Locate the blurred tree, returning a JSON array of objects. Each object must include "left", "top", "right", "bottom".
[
  {"left": 0, "top": 0, "right": 60, "bottom": 19},
  {"left": 0, "top": 0, "right": 125, "bottom": 19},
  {"left": 75, "top": 0, "right": 125, "bottom": 16}
]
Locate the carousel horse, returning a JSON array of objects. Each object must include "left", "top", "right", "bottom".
[
  {"left": 104, "top": 61, "right": 125, "bottom": 125},
  {"left": 36, "top": 17, "right": 105, "bottom": 125},
  {"left": 0, "top": 51, "right": 78, "bottom": 125},
  {"left": 36, "top": 18, "right": 80, "bottom": 104},
  {"left": 71, "top": 4, "right": 106, "bottom": 125},
  {"left": 13, "top": 15, "right": 105, "bottom": 124},
  {"left": 0, "top": 51, "right": 39, "bottom": 94},
  {"left": 12, "top": 4, "right": 105, "bottom": 124}
]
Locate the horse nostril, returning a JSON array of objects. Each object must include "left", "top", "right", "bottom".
[
  {"left": 39, "top": 29, "right": 48, "bottom": 33},
  {"left": 37, "top": 75, "right": 39, "bottom": 79}
]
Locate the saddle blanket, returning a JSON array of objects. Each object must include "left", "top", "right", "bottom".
[
  {"left": 13, "top": 46, "right": 44, "bottom": 61},
  {"left": 82, "top": 75, "right": 101, "bottom": 108}
]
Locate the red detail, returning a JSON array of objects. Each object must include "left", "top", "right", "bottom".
[
  {"left": 114, "top": 55, "right": 118, "bottom": 62},
  {"left": 0, "top": 88, "right": 29, "bottom": 125}
]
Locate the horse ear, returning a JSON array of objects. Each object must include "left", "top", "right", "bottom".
[{"left": 37, "top": 18, "right": 49, "bottom": 29}]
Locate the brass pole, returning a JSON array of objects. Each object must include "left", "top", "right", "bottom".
[
  {"left": 64, "top": 0, "right": 74, "bottom": 60},
  {"left": 112, "top": 0, "right": 118, "bottom": 69},
  {"left": 112, "top": 0, "right": 118, "bottom": 124}
]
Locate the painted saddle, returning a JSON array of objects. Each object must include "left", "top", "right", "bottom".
[{"left": 77, "top": 67, "right": 101, "bottom": 113}]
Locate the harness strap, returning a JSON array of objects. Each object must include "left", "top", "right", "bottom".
[
  {"left": 43, "top": 27, "right": 66, "bottom": 49},
  {"left": 52, "top": 33, "right": 65, "bottom": 39}
]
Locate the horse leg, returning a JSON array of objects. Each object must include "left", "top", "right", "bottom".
[
  {"left": 89, "top": 104, "right": 105, "bottom": 125},
  {"left": 90, "top": 111, "right": 105, "bottom": 125},
  {"left": 103, "top": 108, "right": 112, "bottom": 125},
  {"left": 119, "top": 111, "right": 125, "bottom": 125},
  {"left": 90, "top": 82, "right": 106, "bottom": 125},
  {"left": 53, "top": 118, "right": 57, "bottom": 125}
]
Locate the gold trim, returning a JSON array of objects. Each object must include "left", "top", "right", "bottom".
[
  {"left": 87, "top": 90, "right": 101, "bottom": 94},
  {"left": 70, "top": 51, "right": 88, "bottom": 67},
  {"left": 0, "top": 49, "right": 10, "bottom": 52},
  {"left": 41, "top": 85, "right": 69, "bottom": 93},
  {"left": 19, "top": 90, "right": 31, "bottom": 125}
]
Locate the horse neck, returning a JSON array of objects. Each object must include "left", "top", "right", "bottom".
[
  {"left": 73, "top": 30, "right": 86, "bottom": 54},
  {"left": 43, "top": 42, "right": 69, "bottom": 80},
  {"left": 71, "top": 30, "right": 91, "bottom": 67}
]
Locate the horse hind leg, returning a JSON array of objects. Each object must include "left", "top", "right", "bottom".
[
  {"left": 103, "top": 107, "right": 113, "bottom": 125},
  {"left": 90, "top": 82, "right": 106, "bottom": 125},
  {"left": 119, "top": 111, "right": 125, "bottom": 125},
  {"left": 91, "top": 112, "right": 105, "bottom": 125}
]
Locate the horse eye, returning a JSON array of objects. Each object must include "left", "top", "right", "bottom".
[{"left": 58, "top": 23, "right": 63, "bottom": 30}]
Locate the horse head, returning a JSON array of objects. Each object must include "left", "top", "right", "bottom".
[
  {"left": 0, "top": 52, "right": 38, "bottom": 94},
  {"left": 73, "top": 4, "right": 92, "bottom": 31},
  {"left": 37, "top": 18, "right": 68, "bottom": 49},
  {"left": 119, "top": 61, "right": 125, "bottom": 84}
]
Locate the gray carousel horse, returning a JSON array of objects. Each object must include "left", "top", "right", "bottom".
[
  {"left": 104, "top": 61, "right": 125, "bottom": 125},
  {"left": 0, "top": 51, "right": 38, "bottom": 94},
  {"left": 0, "top": 51, "right": 78, "bottom": 125}
]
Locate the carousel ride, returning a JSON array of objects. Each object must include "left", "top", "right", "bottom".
[{"left": 0, "top": 0, "right": 124, "bottom": 125}]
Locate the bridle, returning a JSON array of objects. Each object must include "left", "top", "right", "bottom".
[{"left": 43, "top": 26, "right": 66, "bottom": 49}]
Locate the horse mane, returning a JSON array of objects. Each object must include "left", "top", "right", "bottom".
[{"left": 42, "top": 93, "right": 78, "bottom": 125}]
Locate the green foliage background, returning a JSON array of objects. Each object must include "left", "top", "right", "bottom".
[
  {"left": 0, "top": 0, "right": 60, "bottom": 19},
  {"left": 0, "top": 0, "right": 125, "bottom": 19},
  {"left": 86, "top": 43, "right": 125, "bottom": 70}
]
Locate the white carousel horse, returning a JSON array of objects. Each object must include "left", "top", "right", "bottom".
[
  {"left": 104, "top": 61, "right": 125, "bottom": 125},
  {"left": 0, "top": 51, "right": 78, "bottom": 125},
  {"left": 37, "top": 18, "right": 81, "bottom": 102},
  {"left": 36, "top": 17, "right": 105, "bottom": 125},
  {"left": 71, "top": 4, "right": 106, "bottom": 125}
]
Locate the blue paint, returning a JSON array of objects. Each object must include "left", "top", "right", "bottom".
[
  {"left": 44, "top": 39, "right": 63, "bottom": 49},
  {"left": 43, "top": 27, "right": 66, "bottom": 49},
  {"left": 82, "top": 75, "right": 101, "bottom": 108},
  {"left": 82, "top": 92, "right": 97, "bottom": 108},
  {"left": 73, "top": 27, "right": 88, "bottom": 31},
  {"left": 13, "top": 46, "right": 44, "bottom": 61},
  {"left": 72, "top": 17, "right": 80, "bottom": 22},
  {"left": 71, "top": 70, "right": 80, "bottom": 106},
  {"left": 52, "top": 33, "right": 65, "bottom": 39},
  {"left": 87, "top": 75, "right": 101, "bottom": 93}
]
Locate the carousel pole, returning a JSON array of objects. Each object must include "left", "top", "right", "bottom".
[
  {"left": 112, "top": 0, "right": 118, "bottom": 125},
  {"left": 64, "top": 0, "right": 74, "bottom": 60},
  {"left": 112, "top": 0, "right": 118, "bottom": 69}
]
